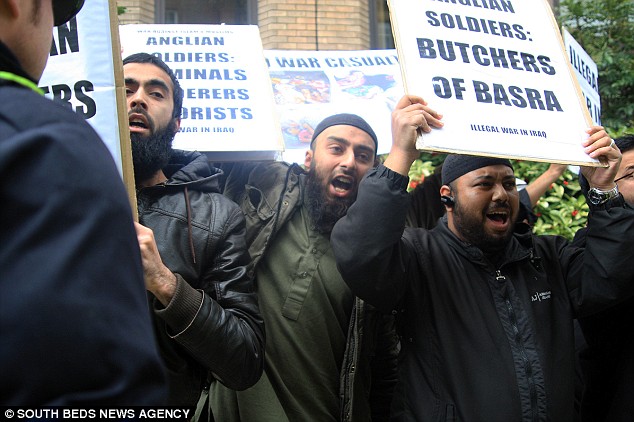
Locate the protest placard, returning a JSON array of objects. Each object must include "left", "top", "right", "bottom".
[
  {"left": 39, "top": 0, "right": 128, "bottom": 175},
  {"left": 39, "top": 0, "right": 136, "bottom": 206},
  {"left": 388, "top": 0, "right": 599, "bottom": 165},
  {"left": 118, "top": 24, "right": 284, "bottom": 161},
  {"left": 264, "top": 49, "right": 404, "bottom": 163},
  {"left": 562, "top": 28, "right": 600, "bottom": 126}
]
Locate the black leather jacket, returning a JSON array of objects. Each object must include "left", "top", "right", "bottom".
[{"left": 137, "top": 150, "right": 264, "bottom": 406}]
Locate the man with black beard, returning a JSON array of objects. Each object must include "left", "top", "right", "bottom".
[
  {"left": 211, "top": 114, "right": 399, "bottom": 422},
  {"left": 331, "top": 95, "right": 634, "bottom": 421},
  {"left": 123, "top": 53, "right": 264, "bottom": 412},
  {"left": 304, "top": 155, "right": 356, "bottom": 234},
  {"left": 441, "top": 153, "right": 519, "bottom": 262},
  {"left": 130, "top": 117, "right": 177, "bottom": 182}
]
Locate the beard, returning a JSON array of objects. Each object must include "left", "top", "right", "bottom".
[
  {"left": 452, "top": 199, "right": 514, "bottom": 254},
  {"left": 304, "top": 164, "right": 356, "bottom": 234},
  {"left": 131, "top": 117, "right": 178, "bottom": 183}
]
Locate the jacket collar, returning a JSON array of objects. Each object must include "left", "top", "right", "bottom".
[
  {"left": 434, "top": 215, "right": 533, "bottom": 268},
  {"left": 157, "top": 149, "right": 223, "bottom": 193},
  {"left": 0, "top": 41, "right": 36, "bottom": 84}
]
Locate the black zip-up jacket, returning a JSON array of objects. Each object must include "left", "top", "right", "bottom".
[
  {"left": 137, "top": 150, "right": 264, "bottom": 407},
  {"left": 1, "top": 41, "right": 167, "bottom": 405},
  {"left": 572, "top": 226, "right": 634, "bottom": 422},
  {"left": 331, "top": 164, "right": 634, "bottom": 422}
]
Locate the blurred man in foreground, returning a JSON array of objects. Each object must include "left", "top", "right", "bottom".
[{"left": 1, "top": 0, "right": 166, "bottom": 405}]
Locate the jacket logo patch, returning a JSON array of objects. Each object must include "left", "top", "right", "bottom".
[{"left": 531, "top": 291, "right": 551, "bottom": 302}]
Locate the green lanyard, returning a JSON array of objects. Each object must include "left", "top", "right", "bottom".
[{"left": 0, "top": 71, "right": 44, "bottom": 95}]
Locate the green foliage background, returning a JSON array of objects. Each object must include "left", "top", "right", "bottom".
[
  {"left": 557, "top": 0, "right": 634, "bottom": 134},
  {"left": 512, "top": 160, "right": 588, "bottom": 239}
]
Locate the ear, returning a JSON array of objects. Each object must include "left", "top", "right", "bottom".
[
  {"left": 440, "top": 184, "right": 453, "bottom": 211},
  {"left": 173, "top": 117, "right": 181, "bottom": 133},
  {"left": 304, "top": 149, "right": 313, "bottom": 169},
  {"left": 1, "top": 0, "right": 21, "bottom": 20},
  {"left": 440, "top": 184, "right": 452, "bottom": 197}
]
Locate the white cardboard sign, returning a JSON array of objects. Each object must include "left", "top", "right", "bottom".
[
  {"left": 118, "top": 24, "right": 284, "bottom": 160},
  {"left": 562, "top": 28, "right": 600, "bottom": 126},
  {"left": 39, "top": 0, "right": 123, "bottom": 172},
  {"left": 388, "top": 0, "right": 597, "bottom": 165}
]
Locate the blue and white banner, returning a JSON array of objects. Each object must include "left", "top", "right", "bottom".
[{"left": 388, "top": 0, "right": 598, "bottom": 166}]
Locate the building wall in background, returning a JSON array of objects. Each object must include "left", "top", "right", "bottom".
[
  {"left": 118, "top": 0, "right": 371, "bottom": 49},
  {"left": 258, "top": 0, "right": 371, "bottom": 50},
  {"left": 118, "top": 0, "right": 154, "bottom": 24},
  {"left": 118, "top": 0, "right": 555, "bottom": 50}
]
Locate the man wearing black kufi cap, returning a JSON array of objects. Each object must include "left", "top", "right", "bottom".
[
  {"left": 1, "top": 0, "right": 166, "bottom": 405},
  {"left": 212, "top": 113, "right": 399, "bottom": 421},
  {"left": 332, "top": 94, "right": 634, "bottom": 421}
]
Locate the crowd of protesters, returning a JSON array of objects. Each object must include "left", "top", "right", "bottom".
[{"left": 2, "top": 1, "right": 632, "bottom": 421}]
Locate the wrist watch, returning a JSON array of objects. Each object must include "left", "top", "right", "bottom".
[{"left": 587, "top": 185, "right": 619, "bottom": 205}]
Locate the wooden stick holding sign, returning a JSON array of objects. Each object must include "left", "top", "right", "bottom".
[
  {"left": 109, "top": 0, "right": 137, "bottom": 219},
  {"left": 40, "top": 0, "right": 139, "bottom": 216}
]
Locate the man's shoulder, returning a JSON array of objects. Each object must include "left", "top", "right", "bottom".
[
  {"left": 230, "top": 161, "right": 301, "bottom": 190},
  {"left": 249, "top": 159, "right": 295, "bottom": 173},
  {"left": 0, "top": 87, "right": 104, "bottom": 160},
  {"left": 221, "top": 160, "right": 305, "bottom": 206},
  {"left": 525, "top": 231, "right": 575, "bottom": 265},
  {"left": 403, "top": 219, "right": 451, "bottom": 243},
  {"left": 1, "top": 86, "right": 90, "bottom": 130},
  {"left": 249, "top": 162, "right": 305, "bottom": 208},
  {"left": 210, "top": 188, "right": 243, "bottom": 212},
  {"left": 1, "top": 88, "right": 119, "bottom": 186}
]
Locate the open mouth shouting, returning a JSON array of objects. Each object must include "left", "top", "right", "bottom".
[
  {"left": 128, "top": 111, "right": 152, "bottom": 136},
  {"left": 485, "top": 208, "right": 510, "bottom": 231},
  {"left": 330, "top": 175, "right": 355, "bottom": 198}
]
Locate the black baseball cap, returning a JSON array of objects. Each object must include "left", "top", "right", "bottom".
[{"left": 53, "top": 0, "right": 85, "bottom": 26}]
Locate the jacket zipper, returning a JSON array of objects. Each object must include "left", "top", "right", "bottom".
[
  {"left": 496, "top": 270, "right": 539, "bottom": 422},
  {"left": 340, "top": 300, "right": 359, "bottom": 422}
]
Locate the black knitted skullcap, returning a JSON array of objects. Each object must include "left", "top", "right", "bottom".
[
  {"left": 310, "top": 113, "right": 378, "bottom": 150},
  {"left": 442, "top": 154, "right": 513, "bottom": 185}
]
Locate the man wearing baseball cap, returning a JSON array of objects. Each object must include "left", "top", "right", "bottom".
[
  {"left": 211, "top": 113, "right": 399, "bottom": 421},
  {"left": 1, "top": 0, "right": 166, "bottom": 405},
  {"left": 53, "top": 0, "right": 84, "bottom": 26},
  {"left": 332, "top": 94, "right": 634, "bottom": 421}
]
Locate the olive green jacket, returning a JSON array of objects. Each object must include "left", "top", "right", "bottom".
[{"left": 221, "top": 161, "right": 399, "bottom": 421}]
